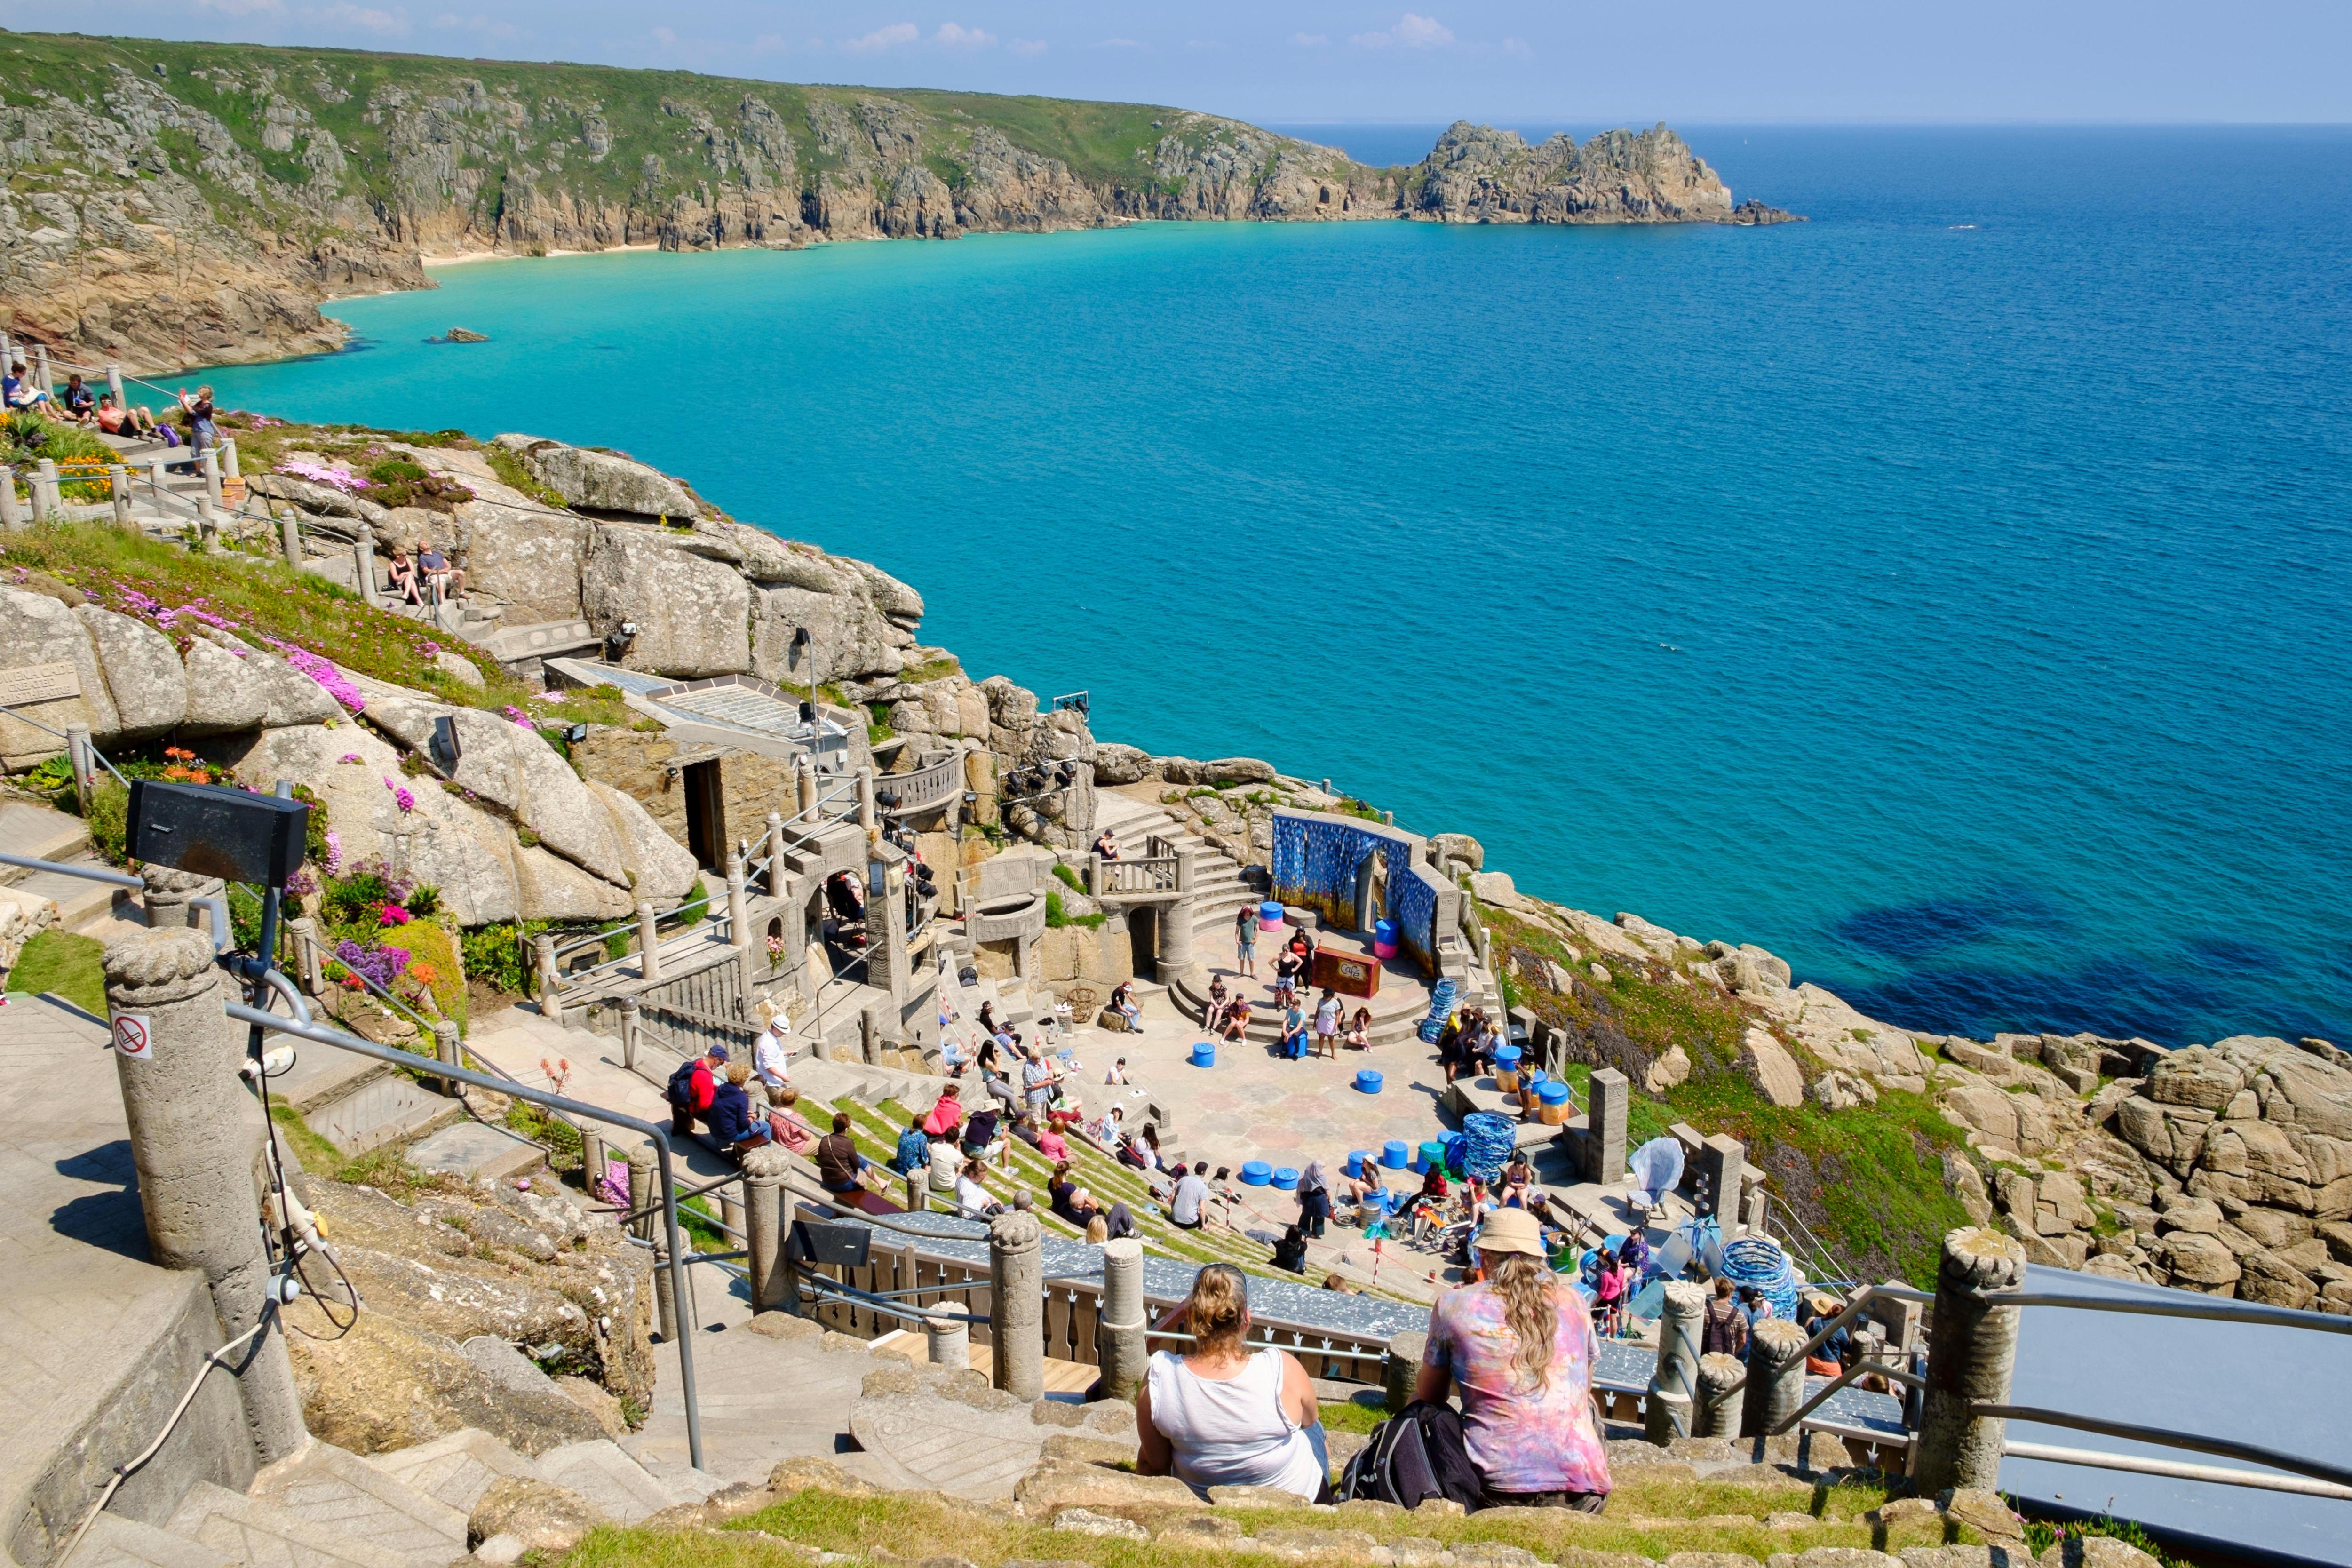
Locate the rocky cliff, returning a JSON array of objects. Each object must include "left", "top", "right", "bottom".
[{"left": 0, "top": 32, "right": 1793, "bottom": 373}]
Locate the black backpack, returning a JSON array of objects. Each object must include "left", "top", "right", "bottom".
[
  {"left": 666, "top": 1058, "right": 704, "bottom": 1114},
  {"left": 1338, "top": 1400, "right": 1483, "bottom": 1511}
]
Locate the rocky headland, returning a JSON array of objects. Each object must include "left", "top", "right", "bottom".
[{"left": 0, "top": 32, "right": 1798, "bottom": 373}]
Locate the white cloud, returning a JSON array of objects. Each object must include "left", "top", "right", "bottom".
[
  {"left": 650, "top": 25, "right": 675, "bottom": 45},
  {"left": 194, "top": 0, "right": 285, "bottom": 16},
  {"left": 933, "top": 21, "right": 995, "bottom": 47},
  {"left": 842, "top": 21, "right": 918, "bottom": 52},
  {"left": 1095, "top": 37, "right": 1141, "bottom": 48},
  {"left": 305, "top": 1, "right": 406, "bottom": 32},
  {"left": 429, "top": 9, "right": 518, "bottom": 37},
  {"left": 750, "top": 32, "right": 787, "bottom": 53},
  {"left": 1352, "top": 12, "right": 1453, "bottom": 48},
  {"left": 1292, "top": 32, "right": 1329, "bottom": 46},
  {"left": 1009, "top": 38, "right": 1047, "bottom": 56},
  {"left": 1503, "top": 35, "right": 1531, "bottom": 56}
]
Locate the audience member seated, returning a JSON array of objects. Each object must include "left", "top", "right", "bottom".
[
  {"left": 1093, "top": 828, "right": 1120, "bottom": 861},
  {"left": 922, "top": 1083, "right": 965, "bottom": 1140},
  {"left": 766, "top": 1087, "right": 816, "bottom": 1153},
  {"left": 1271, "top": 1224, "right": 1309, "bottom": 1274},
  {"left": 1415, "top": 1209, "right": 1613, "bottom": 1512},
  {"left": 417, "top": 540, "right": 465, "bottom": 600},
  {"left": 1106, "top": 980, "right": 1141, "bottom": 1030},
  {"left": 956, "top": 1157, "right": 1004, "bottom": 1219},
  {"left": 1169, "top": 1161, "right": 1211, "bottom": 1231},
  {"left": 60, "top": 375, "right": 96, "bottom": 423},
  {"left": 1136, "top": 1263, "right": 1328, "bottom": 1501},
  {"left": 960, "top": 1104, "right": 1003, "bottom": 1163},
  {"left": 696, "top": 1062, "right": 769, "bottom": 1161},
  {"left": 890, "top": 1114, "right": 931, "bottom": 1177},
  {"left": 386, "top": 545, "right": 422, "bottom": 606},
  {"left": 2, "top": 361, "right": 48, "bottom": 410},
  {"left": 1219, "top": 997, "right": 1251, "bottom": 1043},
  {"left": 815, "top": 1111, "right": 870, "bottom": 1197}
]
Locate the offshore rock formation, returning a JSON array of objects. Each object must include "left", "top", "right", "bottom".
[{"left": 0, "top": 33, "right": 1796, "bottom": 372}]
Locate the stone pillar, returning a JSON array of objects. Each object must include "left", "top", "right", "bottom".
[
  {"left": 141, "top": 866, "right": 224, "bottom": 941},
  {"left": 765, "top": 811, "right": 787, "bottom": 895},
  {"left": 279, "top": 507, "right": 302, "bottom": 568},
  {"left": 287, "top": 918, "right": 321, "bottom": 995},
  {"left": 1741, "top": 1318, "right": 1811, "bottom": 1439},
  {"left": 65, "top": 722, "right": 92, "bottom": 814},
  {"left": 110, "top": 465, "right": 131, "bottom": 529},
  {"left": 581, "top": 1129, "right": 608, "bottom": 1196},
  {"left": 221, "top": 439, "right": 241, "bottom": 481},
  {"left": 534, "top": 933, "right": 564, "bottom": 1026},
  {"left": 1383, "top": 1330, "right": 1427, "bottom": 1413},
  {"left": 864, "top": 859, "right": 908, "bottom": 1006},
  {"left": 431, "top": 1019, "right": 461, "bottom": 1097},
  {"left": 636, "top": 902, "right": 663, "bottom": 982},
  {"left": 903, "top": 1166, "right": 923, "bottom": 1216},
  {"left": 628, "top": 1144, "right": 680, "bottom": 1343},
  {"left": 618, "top": 995, "right": 641, "bottom": 1072},
  {"left": 354, "top": 523, "right": 378, "bottom": 606},
  {"left": 1914, "top": 1227, "right": 2027, "bottom": 1495},
  {"left": 104, "top": 927, "right": 307, "bottom": 1464},
  {"left": 1696, "top": 1135, "right": 1746, "bottom": 1225},
  {"left": 1645, "top": 1280, "right": 1706, "bottom": 1445},
  {"left": 201, "top": 446, "right": 224, "bottom": 513},
  {"left": 1159, "top": 895, "right": 1197, "bottom": 972},
  {"left": 925, "top": 1315, "right": 970, "bottom": 1370},
  {"left": 106, "top": 363, "right": 124, "bottom": 403},
  {"left": 1741, "top": 1177, "right": 1770, "bottom": 1238},
  {"left": 726, "top": 854, "right": 750, "bottom": 947},
  {"left": 146, "top": 458, "right": 167, "bottom": 518},
  {"left": 719, "top": 1189, "right": 746, "bottom": 1258},
  {"left": 986, "top": 1206, "right": 1043, "bottom": 1400},
  {"left": 32, "top": 344, "right": 52, "bottom": 402},
  {"left": 33, "top": 459, "right": 59, "bottom": 522},
  {"left": 1585, "top": 1067, "right": 1628, "bottom": 1184},
  {"left": 1095, "top": 1236, "right": 1147, "bottom": 1402},
  {"left": 741, "top": 1148, "right": 795, "bottom": 1316},
  {"left": 626, "top": 1144, "right": 657, "bottom": 1243},
  {"left": 795, "top": 755, "right": 818, "bottom": 823},
  {"left": 1694, "top": 1352, "right": 1744, "bottom": 1438},
  {"left": 0, "top": 467, "right": 20, "bottom": 529},
  {"left": 857, "top": 767, "right": 878, "bottom": 833}
]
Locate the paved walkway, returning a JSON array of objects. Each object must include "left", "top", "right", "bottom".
[{"left": 0, "top": 993, "right": 208, "bottom": 1538}]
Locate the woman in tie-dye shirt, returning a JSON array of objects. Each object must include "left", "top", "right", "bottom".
[{"left": 1415, "top": 1207, "right": 1613, "bottom": 1509}]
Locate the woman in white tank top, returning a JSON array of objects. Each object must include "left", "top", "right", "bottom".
[{"left": 1136, "top": 1264, "right": 1329, "bottom": 1500}]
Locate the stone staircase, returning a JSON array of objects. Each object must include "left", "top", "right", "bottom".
[
  {"left": 0, "top": 800, "right": 137, "bottom": 940},
  {"left": 64, "top": 1426, "right": 725, "bottom": 1568}
]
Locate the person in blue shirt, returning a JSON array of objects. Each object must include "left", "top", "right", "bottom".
[
  {"left": 891, "top": 1115, "right": 931, "bottom": 1177},
  {"left": 697, "top": 1062, "right": 765, "bottom": 1160}
]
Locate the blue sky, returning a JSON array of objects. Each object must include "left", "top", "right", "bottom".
[{"left": 5, "top": 1, "right": 2347, "bottom": 122}]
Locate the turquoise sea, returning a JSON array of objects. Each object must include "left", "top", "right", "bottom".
[{"left": 196, "top": 127, "right": 2352, "bottom": 1048}]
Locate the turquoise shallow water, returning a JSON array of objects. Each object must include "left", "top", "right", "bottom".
[{"left": 196, "top": 127, "right": 2352, "bottom": 1047}]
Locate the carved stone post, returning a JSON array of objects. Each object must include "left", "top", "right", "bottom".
[
  {"left": 795, "top": 755, "right": 819, "bottom": 823},
  {"left": 287, "top": 917, "right": 321, "bottom": 995},
  {"left": 1383, "top": 1330, "right": 1427, "bottom": 1413},
  {"left": 765, "top": 811, "right": 787, "bottom": 895},
  {"left": 534, "top": 933, "right": 564, "bottom": 1026},
  {"left": 857, "top": 766, "right": 877, "bottom": 833},
  {"left": 637, "top": 902, "right": 663, "bottom": 982},
  {"left": 354, "top": 523, "right": 379, "bottom": 606},
  {"left": 110, "top": 465, "right": 131, "bottom": 529},
  {"left": 1585, "top": 1067, "right": 1628, "bottom": 1184},
  {"left": 279, "top": 507, "right": 302, "bottom": 567},
  {"left": 1645, "top": 1280, "right": 1705, "bottom": 1444},
  {"left": 32, "top": 458, "right": 59, "bottom": 523},
  {"left": 925, "top": 1315, "right": 970, "bottom": 1370},
  {"left": 987, "top": 1206, "right": 1044, "bottom": 1400},
  {"left": 431, "top": 1019, "right": 461, "bottom": 1097},
  {"left": 1742, "top": 1318, "right": 1811, "bottom": 1439},
  {"left": 1914, "top": 1227, "right": 2027, "bottom": 1495},
  {"left": 1694, "top": 1352, "right": 1744, "bottom": 1438},
  {"left": 618, "top": 995, "right": 641, "bottom": 1072},
  {"left": 1094, "top": 1236, "right": 1147, "bottom": 1402},
  {"left": 104, "top": 928, "right": 307, "bottom": 1464},
  {"left": 0, "top": 467, "right": 20, "bottom": 530}
]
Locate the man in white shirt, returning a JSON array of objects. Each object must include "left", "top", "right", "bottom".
[
  {"left": 751, "top": 1007, "right": 792, "bottom": 1093},
  {"left": 1169, "top": 1161, "right": 1210, "bottom": 1231}
]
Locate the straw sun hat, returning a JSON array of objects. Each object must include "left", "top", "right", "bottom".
[{"left": 1475, "top": 1207, "right": 1545, "bottom": 1259}]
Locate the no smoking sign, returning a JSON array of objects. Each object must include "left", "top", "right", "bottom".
[{"left": 112, "top": 1013, "right": 153, "bottom": 1061}]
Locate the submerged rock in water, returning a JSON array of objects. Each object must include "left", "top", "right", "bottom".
[{"left": 431, "top": 326, "right": 491, "bottom": 343}]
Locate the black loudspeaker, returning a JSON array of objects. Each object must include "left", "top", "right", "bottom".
[
  {"left": 127, "top": 780, "right": 309, "bottom": 890},
  {"left": 790, "top": 1213, "right": 873, "bottom": 1266}
]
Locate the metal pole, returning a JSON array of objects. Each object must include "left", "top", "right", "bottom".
[{"left": 1914, "top": 1226, "right": 2027, "bottom": 1494}]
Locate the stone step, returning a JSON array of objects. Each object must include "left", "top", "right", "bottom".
[
  {"left": 535, "top": 1439, "right": 686, "bottom": 1525},
  {"left": 62, "top": 1512, "right": 238, "bottom": 1568},
  {"left": 166, "top": 1480, "right": 423, "bottom": 1568},
  {"left": 247, "top": 1441, "right": 469, "bottom": 1568},
  {"left": 0, "top": 800, "right": 92, "bottom": 880},
  {"left": 365, "top": 1428, "right": 544, "bottom": 1516},
  {"left": 4, "top": 860, "right": 129, "bottom": 933},
  {"left": 271, "top": 1045, "right": 454, "bottom": 1156}
]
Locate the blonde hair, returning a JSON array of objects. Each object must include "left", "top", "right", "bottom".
[
  {"left": 1183, "top": 1263, "right": 1249, "bottom": 1357},
  {"left": 1084, "top": 1215, "right": 1109, "bottom": 1244},
  {"left": 726, "top": 1062, "right": 751, "bottom": 1086},
  {"left": 1489, "top": 1252, "right": 1562, "bottom": 1391}
]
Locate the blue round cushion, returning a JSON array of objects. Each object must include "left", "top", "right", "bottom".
[{"left": 1240, "top": 1161, "right": 1273, "bottom": 1186}]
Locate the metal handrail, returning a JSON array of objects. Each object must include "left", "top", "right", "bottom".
[
  {"left": 222, "top": 1000, "right": 704, "bottom": 1471},
  {"left": 1977, "top": 1289, "right": 2352, "bottom": 1335},
  {"left": 1973, "top": 1403, "right": 2352, "bottom": 1493},
  {"left": 2002, "top": 1441, "right": 2352, "bottom": 1502}
]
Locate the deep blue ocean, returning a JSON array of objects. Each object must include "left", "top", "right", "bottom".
[{"left": 195, "top": 127, "right": 2352, "bottom": 1049}]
